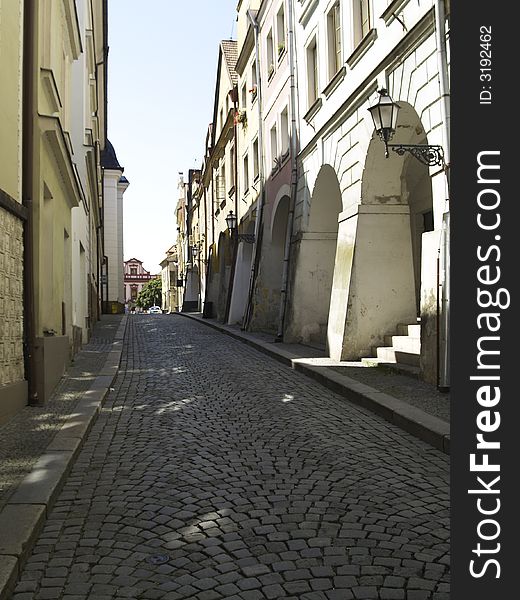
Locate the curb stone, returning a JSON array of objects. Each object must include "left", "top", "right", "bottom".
[
  {"left": 177, "top": 312, "right": 450, "bottom": 455},
  {"left": 0, "top": 316, "right": 127, "bottom": 600}
]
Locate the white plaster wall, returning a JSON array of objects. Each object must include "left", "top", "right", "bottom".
[
  {"left": 288, "top": 0, "right": 449, "bottom": 365},
  {"left": 69, "top": 0, "right": 92, "bottom": 342},
  {"left": 228, "top": 241, "right": 253, "bottom": 325},
  {"left": 103, "top": 171, "right": 124, "bottom": 303}
]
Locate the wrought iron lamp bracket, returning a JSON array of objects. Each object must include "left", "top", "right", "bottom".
[
  {"left": 236, "top": 233, "right": 256, "bottom": 244},
  {"left": 387, "top": 143, "right": 445, "bottom": 167}
]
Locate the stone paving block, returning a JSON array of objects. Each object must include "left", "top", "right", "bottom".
[
  {"left": 6, "top": 316, "right": 449, "bottom": 600},
  {"left": 380, "top": 589, "right": 405, "bottom": 599}
]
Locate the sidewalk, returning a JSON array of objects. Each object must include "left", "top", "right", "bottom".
[
  {"left": 0, "top": 315, "right": 127, "bottom": 600},
  {"left": 178, "top": 313, "right": 450, "bottom": 455}
]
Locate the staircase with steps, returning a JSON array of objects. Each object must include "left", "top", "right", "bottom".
[{"left": 361, "top": 322, "right": 422, "bottom": 377}]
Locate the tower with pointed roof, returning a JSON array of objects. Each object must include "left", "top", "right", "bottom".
[{"left": 101, "top": 140, "right": 129, "bottom": 312}]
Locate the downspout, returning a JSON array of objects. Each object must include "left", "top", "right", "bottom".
[
  {"left": 276, "top": 0, "right": 298, "bottom": 341},
  {"left": 22, "top": 0, "right": 38, "bottom": 404},
  {"left": 435, "top": 0, "right": 450, "bottom": 391},
  {"left": 202, "top": 185, "right": 210, "bottom": 313},
  {"left": 224, "top": 88, "right": 240, "bottom": 323},
  {"left": 243, "top": 9, "right": 266, "bottom": 330}
]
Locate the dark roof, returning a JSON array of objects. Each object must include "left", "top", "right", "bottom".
[
  {"left": 119, "top": 175, "right": 129, "bottom": 184},
  {"left": 101, "top": 139, "right": 124, "bottom": 171},
  {"left": 221, "top": 40, "right": 238, "bottom": 85}
]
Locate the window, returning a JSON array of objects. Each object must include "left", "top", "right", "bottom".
[
  {"left": 230, "top": 145, "right": 235, "bottom": 188},
  {"left": 270, "top": 124, "right": 278, "bottom": 170},
  {"left": 220, "top": 107, "right": 224, "bottom": 131},
  {"left": 354, "top": 0, "right": 371, "bottom": 47},
  {"left": 251, "top": 60, "right": 258, "bottom": 102},
  {"left": 131, "top": 285, "right": 138, "bottom": 300},
  {"left": 267, "top": 30, "right": 275, "bottom": 79},
  {"left": 217, "top": 164, "right": 226, "bottom": 202},
  {"left": 327, "top": 2, "right": 342, "bottom": 78},
  {"left": 253, "top": 138, "right": 259, "bottom": 181},
  {"left": 243, "top": 154, "right": 250, "bottom": 194},
  {"left": 221, "top": 164, "right": 226, "bottom": 198},
  {"left": 241, "top": 83, "right": 247, "bottom": 108},
  {"left": 280, "top": 107, "right": 289, "bottom": 156},
  {"left": 130, "top": 267, "right": 137, "bottom": 276},
  {"left": 306, "top": 37, "right": 318, "bottom": 106},
  {"left": 277, "top": 5, "right": 286, "bottom": 58}
]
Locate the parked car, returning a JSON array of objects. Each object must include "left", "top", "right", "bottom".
[{"left": 149, "top": 306, "right": 162, "bottom": 314}]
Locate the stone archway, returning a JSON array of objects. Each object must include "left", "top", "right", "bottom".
[
  {"left": 228, "top": 221, "right": 256, "bottom": 326},
  {"left": 248, "top": 194, "right": 291, "bottom": 332},
  {"left": 286, "top": 165, "right": 342, "bottom": 348},
  {"left": 328, "top": 102, "right": 435, "bottom": 361},
  {"left": 215, "top": 232, "right": 233, "bottom": 321}
]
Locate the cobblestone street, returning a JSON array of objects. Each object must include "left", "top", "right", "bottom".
[{"left": 11, "top": 315, "right": 450, "bottom": 600}]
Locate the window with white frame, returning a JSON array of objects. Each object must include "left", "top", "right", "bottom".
[
  {"left": 353, "top": 0, "right": 371, "bottom": 47},
  {"left": 280, "top": 107, "right": 289, "bottom": 157},
  {"left": 253, "top": 138, "right": 259, "bottom": 181},
  {"left": 276, "top": 4, "right": 286, "bottom": 59},
  {"left": 243, "top": 154, "right": 249, "bottom": 194},
  {"left": 327, "top": 2, "right": 342, "bottom": 78},
  {"left": 306, "top": 37, "right": 318, "bottom": 106},
  {"left": 241, "top": 82, "right": 247, "bottom": 108},
  {"left": 270, "top": 124, "right": 278, "bottom": 170},
  {"left": 267, "top": 30, "right": 275, "bottom": 79},
  {"left": 251, "top": 60, "right": 258, "bottom": 101},
  {"left": 220, "top": 164, "right": 226, "bottom": 200},
  {"left": 230, "top": 145, "right": 235, "bottom": 189}
]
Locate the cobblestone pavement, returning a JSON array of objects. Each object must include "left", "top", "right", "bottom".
[
  {"left": 11, "top": 315, "right": 450, "bottom": 600},
  {"left": 0, "top": 315, "right": 123, "bottom": 511}
]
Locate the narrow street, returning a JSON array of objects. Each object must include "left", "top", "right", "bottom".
[{"left": 11, "top": 316, "right": 450, "bottom": 600}]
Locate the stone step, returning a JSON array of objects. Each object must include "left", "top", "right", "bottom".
[
  {"left": 383, "top": 335, "right": 421, "bottom": 355},
  {"left": 360, "top": 357, "right": 421, "bottom": 378},
  {"left": 396, "top": 323, "right": 421, "bottom": 338},
  {"left": 376, "top": 346, "right": 421, "bottom": 367}
]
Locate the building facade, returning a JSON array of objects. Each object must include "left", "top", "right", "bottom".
[
  {"left": 101, "top": 141, "right": 128, "bottom": 313},
  {"left": 0, "top": 0, "right": 108, "bottom": 421},
  {"left": 70, "top": 0, "right": 108, "bottom": 352},
  {"left": 124, "top": 258, "right": 152, "bottom": 310},
  {"left": 181, "top": 0, "right": 450, "bottom": 387},
  {"left": 160, "top": 246, "right": 179, "bottom": 313},
  {"left": 0, "top": 0, "right": 26, "bottom": 422},
  {"left": 30, "top": 0, "right": 108, "bottom": 404},
  {"left": 285, "top": 0, "right": 450, "bottom": 384}
]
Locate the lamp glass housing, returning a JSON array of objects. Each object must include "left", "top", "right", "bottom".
[
  {"left": 368, "top": 89, "right": 400, "bottom": 144},
  {"left": 225, "top": 210, "right": 237, "bottom": 232}
]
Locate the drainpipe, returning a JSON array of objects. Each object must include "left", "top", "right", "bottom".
[
  {"left": 435, "top": 0, "right": 450, "bottom": 390},
  {"left": 22, "top": 0, "right": 38, "bottom": 404},
  {"left": 276, "top": 0, "right": 298, "bottom": 341},
  {"left": 224, "top": 88, "right": 240, "bottom": 323},
  {"left": 203, "top": 183, "right": 208, "bottom": 311},
  {"left": 243, "top": 9, "right": 266, "bottom": 330}
]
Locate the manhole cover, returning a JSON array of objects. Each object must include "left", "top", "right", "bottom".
[{"left": 147, "top": 554, "right": 170, "bottom": 565}]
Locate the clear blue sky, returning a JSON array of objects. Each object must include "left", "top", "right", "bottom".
[{"left": 108, "top": 0, "right": 238, "bottom": 274}]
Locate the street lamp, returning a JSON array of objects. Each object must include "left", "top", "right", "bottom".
[
  {"left": 225, "top": 210, "right": 255, "bottom": 244},
  {"left": 368, "top": 88, "right": 445, "bottom": 167},
  {"left": 191, "top": 244, "right": 199, "bottom": 259}
]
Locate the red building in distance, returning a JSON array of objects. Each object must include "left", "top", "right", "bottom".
[{"left": 124, "top": 258, "right": 152, "bottom": 310}]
